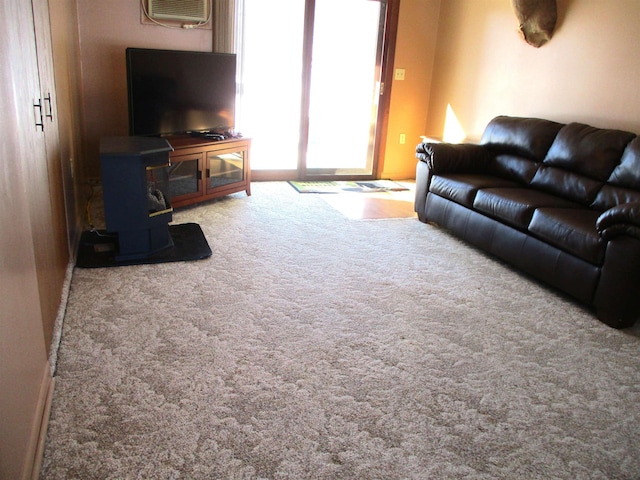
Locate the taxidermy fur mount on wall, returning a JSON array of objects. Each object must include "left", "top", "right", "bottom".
[{"left": 512, "top": 0, "right": 557, "bottom": 47}]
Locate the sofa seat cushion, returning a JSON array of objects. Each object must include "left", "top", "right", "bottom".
[
  {"left": 430, "top": 174, "right": 520, "bottom": 208},
  {"left": 473, "top": 188, "right": 581, "bottom": 230},
  {"left": 529, "top": 208, "right": 604, "bottom": 264}
]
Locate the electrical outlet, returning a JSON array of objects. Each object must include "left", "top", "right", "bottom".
[
  {"left": 394, "top": 68, "right": 405, "bottom": 81},
  {"left": 399, "top": 133, "right": 406, "bottom": 144}
]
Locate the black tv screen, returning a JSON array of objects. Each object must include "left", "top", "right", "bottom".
[{"left": 126, "top": 48, "right": 236, "bottom": 137}]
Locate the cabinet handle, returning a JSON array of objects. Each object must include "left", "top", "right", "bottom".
[
  {"left": 44, "top": 93, "right": 53, "bottom": 120},
  {"left": 206, "top": 169, "right": 210, "bottom": 178},
  {"left": 197, "top": 170, "right": 202, "bottom": 180},
  {"left": 33, "top": 99, "right": 44, "bottom": 131}
]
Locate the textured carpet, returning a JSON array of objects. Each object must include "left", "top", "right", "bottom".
[{"left": 42, "top": 182, "right": 640, "bottom": 479}]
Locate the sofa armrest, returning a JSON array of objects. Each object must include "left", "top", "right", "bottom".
[
  {"left": 415, "top": 142, "right": 491, "bottom": 174},
  {"left": 596, "top": 202, "right": 640, "bottom": 240}
]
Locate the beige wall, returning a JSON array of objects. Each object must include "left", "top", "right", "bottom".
[
  {"left": 77, "top": 0, "right": 213, "bottom": 179},
  {"left": 381, "top": 0, "right": 441, "bottom": 179},
  {"left": 426, "top": 0, "right": 640, "bottom": 141}
]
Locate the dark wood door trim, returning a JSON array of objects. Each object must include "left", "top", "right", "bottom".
[{"left": 373, "top": 0, "right": 400, "bottom": 179}]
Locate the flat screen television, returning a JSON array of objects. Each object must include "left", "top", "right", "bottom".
[{"left": 126, "top": 48, "right": 237, "bottom": 137}]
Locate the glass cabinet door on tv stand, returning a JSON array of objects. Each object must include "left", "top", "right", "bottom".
[
  {"left": 206, "top": 150, "right": 245, "bottom": 193},
  {"left": 167, "top": 151, "right": 203, "bottom": 203},
  {"left": 166, "top": 136, "right": 251, "bottom": 208}
]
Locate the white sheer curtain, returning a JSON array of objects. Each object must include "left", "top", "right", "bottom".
[{"left": 212, "top": 0, "right": 236, "bottom": 53}]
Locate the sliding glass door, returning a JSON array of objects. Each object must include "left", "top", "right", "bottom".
[
  {"left": 304, "top": 0, "right": 384, "bottom": 176},
  {"left": 235, "top": 0, "right": 305, "bottom": 172},
  {"left": 236, "top": 0, "right": 391, "bottom": 179}
]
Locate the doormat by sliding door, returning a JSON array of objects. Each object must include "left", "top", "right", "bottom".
[{"left": 288, "top": 180, "right": 409, "bottom": 194}]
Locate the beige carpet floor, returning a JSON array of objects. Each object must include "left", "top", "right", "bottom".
[{"left": 41, "top": 182, "right": 640, "bottom": 479}]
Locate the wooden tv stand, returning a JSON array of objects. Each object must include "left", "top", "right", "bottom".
[{"left": 165, "top": 135, "right": 251, "bottom": 208}]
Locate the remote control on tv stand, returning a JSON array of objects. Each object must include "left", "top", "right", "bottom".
[{"left": 189, "top": 132, "right": 225, "bottom": 141}]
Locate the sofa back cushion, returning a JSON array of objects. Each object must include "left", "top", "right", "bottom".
[
  {"left": 607, "top": 136, "right": 640, "bottom": 188},
  {"left": 481, "top": 116, "right": 564, "bottom": 161},
  {"left": 530, "top": 123, "right": 635, "bottom": 206},
  {"left": 530, "top": 167, "right": 602, "bottom": 205},
  {"left": 542, "top": 123, "right": 634, "bottom": 178},
  {"left": 480, "top": 116, "right": 564, "bottom": 185},
  {"left": 489, "top": 154, "right": 540, "bottom": 184},
  {"left": 593, "top": 136, "right": 640, "bottom": 210}
]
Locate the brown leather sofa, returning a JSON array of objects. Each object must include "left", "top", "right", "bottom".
[{"left": 415, "top": 116, "right": 640, "bottom": 328}]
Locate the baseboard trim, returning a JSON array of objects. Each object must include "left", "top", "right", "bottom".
[
  {"left": 31, "top": 375, "right": 55, "bottom": 480},
  {"left": 48, "top": 261, "right": 75, "bottom": 376},
  {"left": 18, "top": 362, "right": 54, "bottom": 480}
]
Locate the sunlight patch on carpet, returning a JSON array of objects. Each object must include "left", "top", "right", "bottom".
[{"left": 320, "top": 190, "right": 417, "bottom": 219}]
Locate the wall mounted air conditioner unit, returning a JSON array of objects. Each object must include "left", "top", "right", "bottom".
[{"left": 148, "top": 0, "right": 208, "bottom": 23}]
